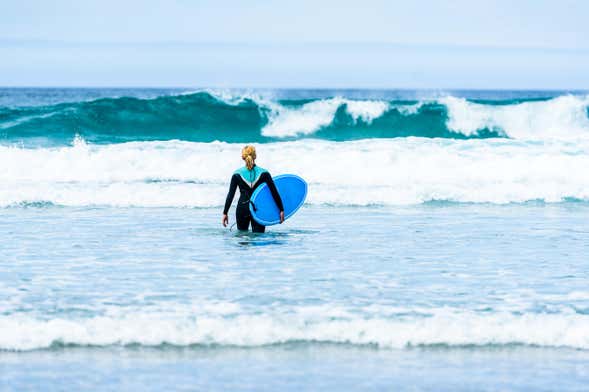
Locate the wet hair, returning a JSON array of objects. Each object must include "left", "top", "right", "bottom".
[{"left": 241, "top": 145, "right": 256, "bottom": 170}]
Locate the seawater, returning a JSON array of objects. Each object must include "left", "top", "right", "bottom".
[{"left": 1, "top": 88, "right": 589, "bottom": 391}]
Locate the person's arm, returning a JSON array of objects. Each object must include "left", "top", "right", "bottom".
[
  {"left": 261, "top": 172, "right": 284, "bottom": 221},
  {"left": 222, "top": 174, "right": 238, "bottom": 226}
]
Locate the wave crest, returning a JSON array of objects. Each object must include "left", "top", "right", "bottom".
[
  {"left": 2, "top": 91, "right": 588, "bottom": 145},
  {"left": 2, "top": 308, "right": 589, "bottom": 351},
  {"left": 442, "top": 95, "right": 589, "bottom": 139},
  {"left": 1, "top": 138, "right": 588, "bottom": 208},
  {"left": 261, "top": 98, "right": 390, "bottom": 137}
]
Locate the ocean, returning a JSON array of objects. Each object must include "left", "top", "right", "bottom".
[{"left": 1, "top": 88, "right": 588, "bottom": 391}]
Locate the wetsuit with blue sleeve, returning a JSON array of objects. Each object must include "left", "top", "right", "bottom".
[{"left": 223, "top": 165, "right": 284, "bottom": 233}]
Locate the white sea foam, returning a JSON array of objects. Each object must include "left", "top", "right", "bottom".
[
  {"left": 345, "top": 100, "right": 390, "bottom": 122},
  {"left": 181, "top": 91, "right": 589, "bottom": 141},
  {"left": 262, "top": 98, "right": 390, "bottom": 137},
  {"left": 1, "top": 137, "right": 588, "bottom": 207},
  {"left": 1, "top": 306, "right": 588, "bottom": 351},
  {"left": 394, "top": 101, "right": 426, "bottom": 115},
  {"left": 202, "top": 88, "right": 275, "bottom": 107},
  {"left": 259, "top": 94, "right": 589, "bottom": 140},
  {"left": 442, "top": 95, "right": 589, "bottom": 139}
]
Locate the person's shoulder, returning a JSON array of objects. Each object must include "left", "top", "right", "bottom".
[
  {"left": 234, "top": 167, "right": 247, "bottom": 176},
  {"left": 256, "top": 166, "right": 269, "bottom": 174},
  {"left": 231, "top": 170, "right": 242, "bottom": 180}
]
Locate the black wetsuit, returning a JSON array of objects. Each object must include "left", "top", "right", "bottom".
[{"left": 223, "top": 166, "right": 284, "bottom": 233}]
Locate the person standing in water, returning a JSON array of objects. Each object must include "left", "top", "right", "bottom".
[{"left": 222, "top": 145, "right": 284, "bottom": 232}]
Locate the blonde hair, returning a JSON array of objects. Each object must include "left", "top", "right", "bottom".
[{"left": 241, "top": 145, "right": 257, "bottom": 170}]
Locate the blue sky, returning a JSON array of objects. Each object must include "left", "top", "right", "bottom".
[{"left": 1, "top": 0, "right": 588, "bottom": 88}]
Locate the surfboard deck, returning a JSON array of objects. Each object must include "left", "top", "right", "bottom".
[{"left": 249, "top": 174, "right": 307, "bottom": 226}]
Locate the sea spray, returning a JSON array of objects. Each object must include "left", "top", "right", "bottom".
[
  {"left": 2, "top": 305, "right": 589, "bottom": 351},
  {"left": 2, "top": 91, "right": 588, "bottom": 146},
  {"left": 1, "top": 137, "right": 588, "bottom": 207}
]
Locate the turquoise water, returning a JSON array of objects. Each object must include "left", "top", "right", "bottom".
[
  {"left": 1, "top": 88, "right": 589, "bottom": 390},
  {"left": 2, "top": 88, "right": 588, "bottom": 146},
  {"left": 1, "top": 205, "right": 589, "bottom": 390}
]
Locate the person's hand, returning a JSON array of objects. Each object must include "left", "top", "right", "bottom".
[
  {"left": 279, "top": 211, "right": 284, "bottom": 224},
  {"left": 222, "top": 214, "right": 229, "bottom": 227}
]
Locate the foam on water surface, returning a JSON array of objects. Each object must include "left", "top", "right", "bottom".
[
  {"left": 2, "top": 90, "right": 589, "bottom": 145},
  {"left": 2, "top": 88, "right": 589, "bottom": 390},
  {"left": 2, "top": 306, "right": 589, "bottom": 351},
  {"left": 0, "top": 137, "right": 588, "bottom": 207}
]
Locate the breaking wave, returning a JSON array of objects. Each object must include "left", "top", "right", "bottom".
[
  {"left": 1, "top": 91, "right": 588, "bottom": 145},
  {"left": 2, "top": 305, "right": 588, "bottom": 351},
  {"left": 1, "top": 137, "right": 588, "bottom": 207}
]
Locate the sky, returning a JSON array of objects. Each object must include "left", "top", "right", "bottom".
[{"left": 1, "top": 0, "right": 588, "bottom": 88}]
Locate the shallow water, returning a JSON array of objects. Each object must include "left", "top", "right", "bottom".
[
  {"left": 1, "top": 205, "right": 588, "bottom": 390},
  {"left": 3, "top": 345, "right": 589, "bottom": 391},
  {"left": 2, "top": 87, "right": 589, "bottom": 390}
]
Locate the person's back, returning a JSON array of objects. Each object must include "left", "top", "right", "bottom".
[{"left": 222, "top": 146, "right": 284, "bottom": 232}]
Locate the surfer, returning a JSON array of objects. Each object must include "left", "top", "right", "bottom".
[{"left": 222, "top": 145, "right": 284, "bottom": 233}]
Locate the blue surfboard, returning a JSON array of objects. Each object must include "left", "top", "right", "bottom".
[{"left": 249, "top": 174, "right": 307, "bottom": 226}]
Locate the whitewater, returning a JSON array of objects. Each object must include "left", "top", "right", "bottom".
[
  {"left": 2, "top": 89, "right": 589, "bottom": 144},
  {"left": 1, "top": 137, "right": 589, "bottom": 207},
  {"left": 1, "top": 88, "right": 589, "bottom": 391}
]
